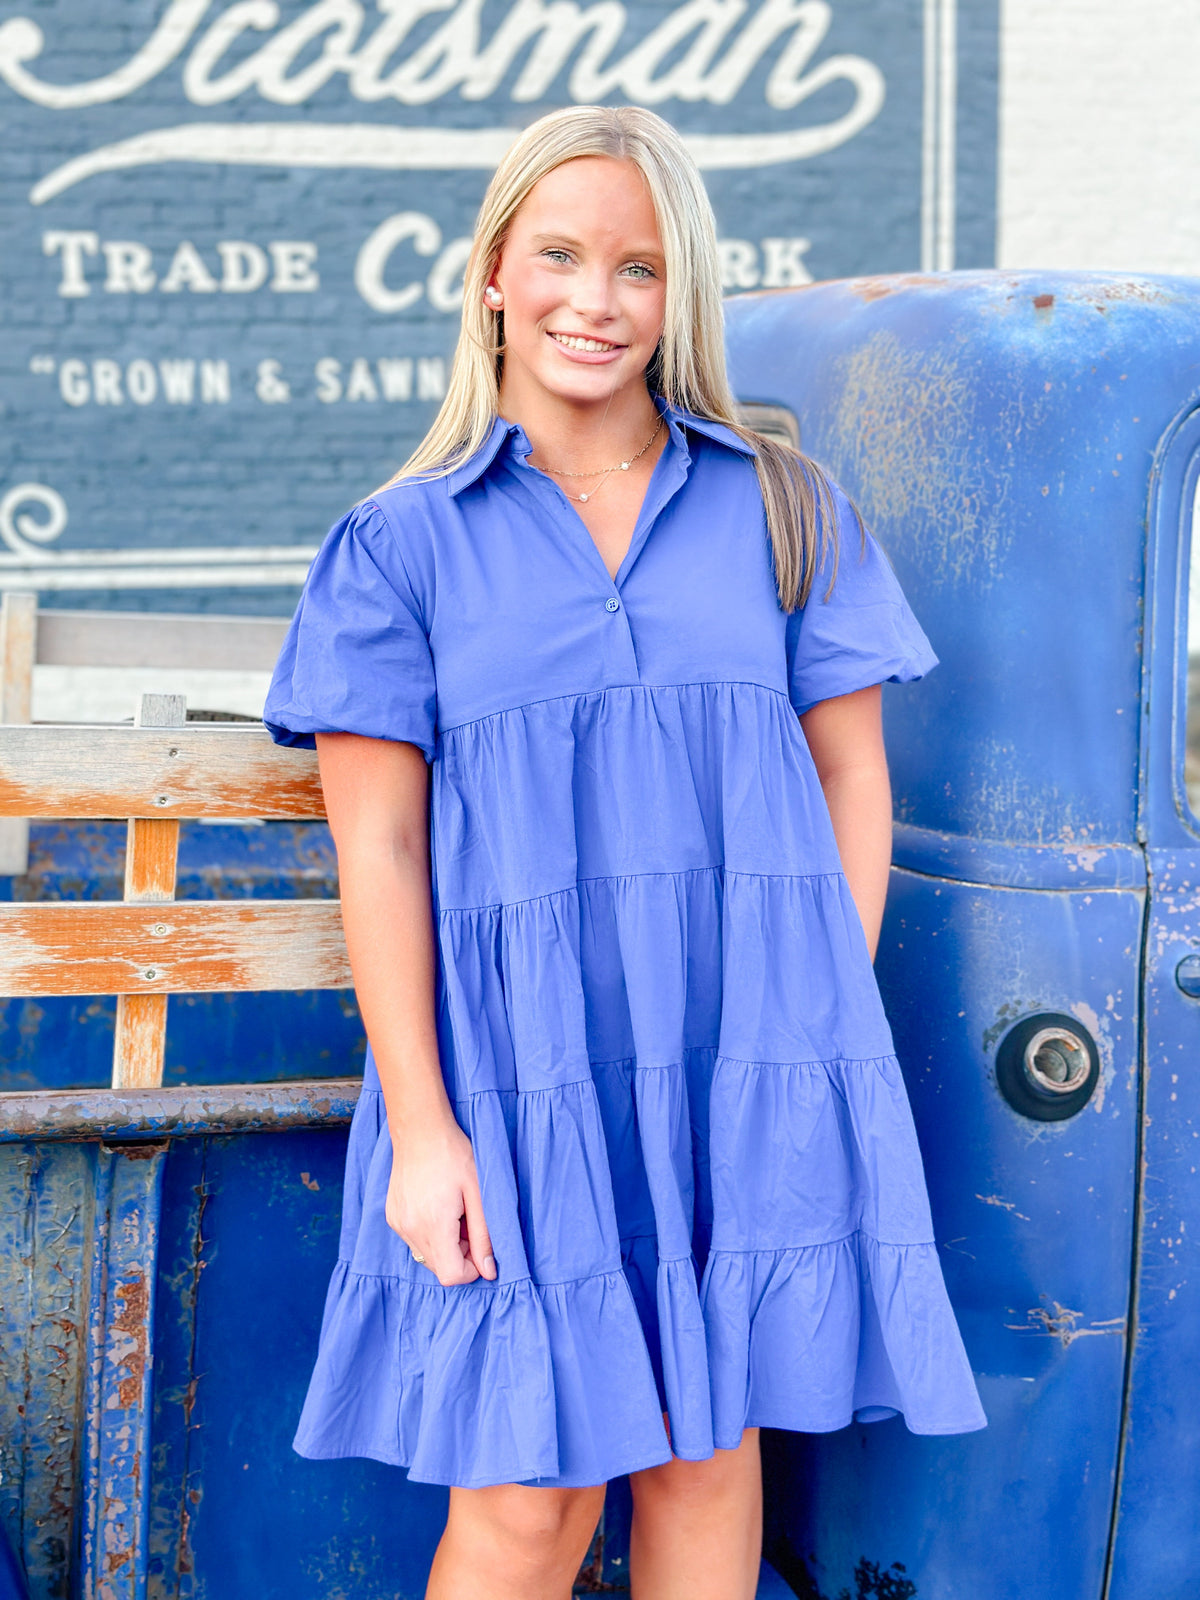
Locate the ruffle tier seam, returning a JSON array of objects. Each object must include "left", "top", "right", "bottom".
[
  {"left": 333, "top": 1263, "right": 634, "bottom": 1290},
  {"left": 706, "top": 1232, "right": 938, "bottom": 1254},
  {"left": 354, "top": 1051, "right": 902, "bottom": 1105},
  {"left": 715, "top": 1051, "right": 899, "bottom": 1070},
  {"left": 334, "top": 1231, "right": 940, "bottom": 1284},
  {"left": 437, "top": 677, "right": 796, "bottom": 740},
  {"left": 445, "top": 1054, "right": 902, "bottom": 1099},
  {"left": 438, "top": 863, "right": 845, "bottom": 918}
]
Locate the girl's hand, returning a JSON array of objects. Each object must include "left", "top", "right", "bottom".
[{"left": 386, "top": 1111, "right": 498, "bottom": 1287}]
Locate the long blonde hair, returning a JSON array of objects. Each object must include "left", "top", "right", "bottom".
[{"left": 377, "top": 104, "right": 847, "bottom": 611}]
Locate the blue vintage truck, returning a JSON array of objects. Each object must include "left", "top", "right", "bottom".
[
  {"left": 3, "top": 267, "right": 1200, "bottom": 1598},
  {"left": 726, "top": 268, "right": 1200, "bottom": 1600}
]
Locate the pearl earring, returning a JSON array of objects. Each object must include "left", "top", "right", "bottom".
[{"left": 485, "top": 286, "right": 503, "bottom": 307}]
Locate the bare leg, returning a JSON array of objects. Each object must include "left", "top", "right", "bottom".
[
  {"left": 627, "top": 1414, "right": 763, "bottom": 1600},
  {"left": 425, "top": 1480, "right": 607, "bottom": 1600}
]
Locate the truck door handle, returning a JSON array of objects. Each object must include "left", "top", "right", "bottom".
[{"left": 1176, "top": 954, "right": 1200, "bottom": 998}]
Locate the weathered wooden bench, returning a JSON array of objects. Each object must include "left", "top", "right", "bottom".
[{"left": 0, "top": 692, "right": 360, "bottom": 1596}]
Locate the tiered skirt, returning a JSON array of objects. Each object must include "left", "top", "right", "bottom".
[{"left": 293, "top": 682, "right": 987, "bottom": 1486}]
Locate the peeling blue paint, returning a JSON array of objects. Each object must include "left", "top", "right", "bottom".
[{"left": 79, "top": 1144, "right": 167, "bottom": 1600}]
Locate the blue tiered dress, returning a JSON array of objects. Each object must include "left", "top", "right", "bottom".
[{"left": 263, "top": 399, "right": 987, "bottom": 1490}]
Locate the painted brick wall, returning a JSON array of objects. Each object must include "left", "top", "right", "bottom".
[{"left": 0, "top": 0, "right": 998, "bottom": 612}]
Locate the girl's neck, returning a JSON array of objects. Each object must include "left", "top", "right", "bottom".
[{"left": 497, "top": 378, "right": 662, "bottom": 472}]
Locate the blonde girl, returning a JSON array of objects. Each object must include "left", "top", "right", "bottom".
[{"left": 265, "top": 102, "right": 985, "bottom": 1600}]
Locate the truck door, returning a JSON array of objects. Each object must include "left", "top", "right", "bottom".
[{"left": 1107, "top": 407, "right": 1200, "bottom": 1600}]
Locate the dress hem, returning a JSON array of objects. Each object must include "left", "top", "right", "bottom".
[
  {"left": 291, "top": 1393, "right": 988, "bottom": 1492},
  {"left": 290, "top": 1436, "right": 677, "bottom": 1490}
]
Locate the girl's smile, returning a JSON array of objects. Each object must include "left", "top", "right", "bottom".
[{"left": 546, "top": 330, "right": 624, "bottom": 359}]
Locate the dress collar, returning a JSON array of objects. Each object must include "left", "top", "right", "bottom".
[
  {"left": 444, "top": 397, "right": 757, "bottom": 497},
  {"left": 659, "top": 401, "right": 759, "bottom": 460}
]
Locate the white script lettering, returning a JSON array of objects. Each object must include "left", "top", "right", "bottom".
[
  {"left": 355, "top": 212, "right": 471, "bottom": 313},
  {"left": 8, "top": 0, "right": 885, "bottom": 202},
  {"left": 1, "top": 0, "right": 878, "bottom": 111}
]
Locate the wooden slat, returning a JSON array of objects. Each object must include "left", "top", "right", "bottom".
[
  {"left": 0, "top": 819, "right": 31, "bottom": 876},
  {"left": 0, "top": 591, "right": 36, "bottom": 874},
  {"left": 0, "top": 900, "right": 351, "bottom": 995},
  {"left": 0, "top": 724, "right": 325, "bottom": 819},
  {"left": 0, "top": 591, "right": 36, "bottom": 722},
  {"left": 113, "top": 693, "right": 183, "bottom": 1090},
  {"left": 0, "top": 834, "right": 28, "bottom": 878},
  {"left": 35, "top": 609, "right": 289, "bottom": 671},
  {"left": 123, "top": 813, "right": 181, "bottom": 902},
  {"left": 112, "top": 994, "right": 173, "bottom": 1090}
]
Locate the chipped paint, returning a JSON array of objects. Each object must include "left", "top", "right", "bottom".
[
  {"left": 1005, "top": 1298, "right": 1126, "bottom": 1347},
  {"left": 1068, "top": 847, "right": 1105, "bottom": 874},
  {"left": 975, "top": 1193, "right": 1031, "bottom": 1221},
  {"left": 172, "top": 1172, "right": 210, "bottom": 1586},
  {"left": 0, "top": 1142, "right": 92, "bottom": 1599},
  {"left": 80, "top": 1143, "right": 167, "bottom": 1600},
  {"left": 823, "top": 330, "right": 1021, "bottom": 594},
  {"left": 983, "top": 999, "right": 1034, "bottom": 1054},
  {"left": 109, "top": 1277, "right": 150, "bottom": 1413},
  {"left": 954, "top": 740, "right": 1116, "bottom": 853},
  {"left": 1069, "top": 999, "right": 1113, "bottom": 1114},
  {"left": 1069, "top": 277, "right": 1176, "bottom": 311},
  {"left": 845, "top": 271, "right": 951, "bottom": 303}
]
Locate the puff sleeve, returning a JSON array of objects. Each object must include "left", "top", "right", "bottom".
[
  {"left": 785, "top": 478, "right": 939, "bottom": 715},
  {"left": 263, "top": 497, "right": 438, "bottom": 760}
]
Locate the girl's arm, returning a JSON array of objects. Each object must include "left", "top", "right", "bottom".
[
  {"left": 798, "top": 683, "right": 893, "bottom": 960},
  {"left": 315, "top": 731, "right": 497, "bottom": 1287}
]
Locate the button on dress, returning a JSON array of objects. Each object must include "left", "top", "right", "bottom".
[{"left": 263, "top": 399, "right": 988, "bottom": 1490}]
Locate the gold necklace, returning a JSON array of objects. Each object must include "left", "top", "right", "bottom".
[{"left": 534, "top": 415, "right": 664, "bottom": 504}]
